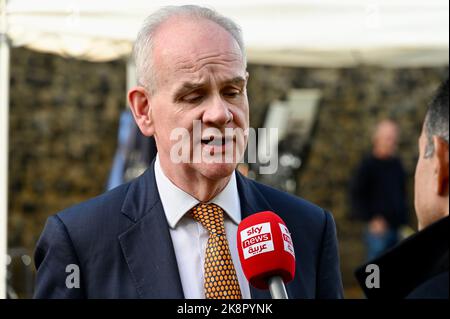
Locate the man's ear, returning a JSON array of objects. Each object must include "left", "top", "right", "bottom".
[
  {"left": 433, "top": 136, "right": 449, "bottom": 196},
  {"left": 128, "top": 86, "right": 155, "bottom": 137}
]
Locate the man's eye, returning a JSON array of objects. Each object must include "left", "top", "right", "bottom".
[
  {"left": 223, "top": 90, "right": 241, "bottom": 98},
  {"left": 183, "top": 94, "right": 203, "bottom": 103}
]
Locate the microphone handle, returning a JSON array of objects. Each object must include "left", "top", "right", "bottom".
[{"left": 268, "top": 276, "right": 289, "bottom": 299}]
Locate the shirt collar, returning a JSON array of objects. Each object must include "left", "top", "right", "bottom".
[{"left": 154, "top": 155, "right": 241, "bottom": 229}]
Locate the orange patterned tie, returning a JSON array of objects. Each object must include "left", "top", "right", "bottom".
[{"left": 190, "top": 203, "right": 242, "bottom": 299}]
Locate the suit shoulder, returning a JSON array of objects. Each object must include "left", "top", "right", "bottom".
[
  {"left": 249, "top": 179, "right": 329, "bottom": 223},
  {"left": 56, "top": 182, "right": 132, "bottom": 227},
  {"left": 407, "top": 271, "right": 449, "bottom": 299}
]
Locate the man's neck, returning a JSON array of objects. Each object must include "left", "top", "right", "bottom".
[{"left": 182, "top": 175, "right": 231, "bottom": 202}]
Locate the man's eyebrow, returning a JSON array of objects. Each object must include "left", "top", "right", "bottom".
[
  {"left": 174, "top": 82, "right": 204, "bottom": 96},
  {"left": 174, "top": 76, "right": 246, "bottom": 95},
  {"left": 180, "top": 82, "right": 204, "bottom": 90},
  {"left": 225, "top": 76, "right": 246, "bottom": 86}
]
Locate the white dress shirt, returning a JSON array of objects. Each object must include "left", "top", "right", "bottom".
[{"left": 154, "top": 155, "right": 251, "bottom": 299}]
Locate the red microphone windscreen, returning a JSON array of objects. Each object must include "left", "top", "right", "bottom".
[{"left": 237, "top": 211, "right": 296, "bottom": 290}]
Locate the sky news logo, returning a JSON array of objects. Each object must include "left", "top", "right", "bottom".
[
  {"left": 240, "top": 222, "right": 274, "bottom": 259},
  {"left": 279, "top": 223, "right": 295, "bottom": 258}
]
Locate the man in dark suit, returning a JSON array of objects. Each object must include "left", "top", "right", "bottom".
[
  {"left": 355, "top": 78, "right": 449, "bottom": 299},
  {"left": 34, "top": 5, "right": 343, "bottom": 299}
]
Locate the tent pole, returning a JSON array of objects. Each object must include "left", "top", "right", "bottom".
[{"left": 0, "top": 0, "right": 10, "bottom": 300}]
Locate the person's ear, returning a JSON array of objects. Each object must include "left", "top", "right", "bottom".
[
  {"left": 128, "top": 86, "right": 155, "bottom": 136},
  {"left": 433, "top": 135, "right": 449, "bottom": 196}
]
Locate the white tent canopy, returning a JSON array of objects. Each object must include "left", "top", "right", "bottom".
[
  {"left": 5, "top": 0, "right": 450, "bottom": 67},
  {"left": 0, "top": 0, "right": 449, "bottom": 299}
]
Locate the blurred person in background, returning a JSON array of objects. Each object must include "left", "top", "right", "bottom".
[
  {"left": 350, "top": 119, "right": 408, "bottom": 260},
  {"left": 356, "top": 77, "right": 448, "bottom": 299}
]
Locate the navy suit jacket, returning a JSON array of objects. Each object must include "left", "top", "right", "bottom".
[{"left": 34, "top": 161, "right": 344, "bottom": 298}]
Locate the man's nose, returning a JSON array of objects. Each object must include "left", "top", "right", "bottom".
[{"left": 202, "top": 96, "right": 233, "bottom": 127}]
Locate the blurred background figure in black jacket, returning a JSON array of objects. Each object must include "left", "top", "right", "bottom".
[{"left": 350, "top": 119, "right": 408, "bottom": 260}]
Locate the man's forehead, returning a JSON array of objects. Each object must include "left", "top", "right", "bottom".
[
  {"left": 156, "top": 50, "right": 245, "bottom": 85},
  {"left": 172, "top": 51, "right": 243, "bottom": 70},
  {"left": 419, "top": 128, "right": 427, "bottom": 140},
  {"left": 152, "top": 16, "right": 242, "bottom": 65},
  {"left": 418, "top": 127, "right": 427, "bottom": 148},
  {"left": 175, "top": 75, "right": 246, "bottom": 92}
]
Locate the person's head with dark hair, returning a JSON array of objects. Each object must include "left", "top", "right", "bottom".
[
  {"left": 415, "top": 77, "right": 449, "bottom": 230},
  {"left": 424, "top": 78, "right": 449, "bottom": 157}
]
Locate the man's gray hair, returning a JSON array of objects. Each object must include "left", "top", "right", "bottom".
[{"left": 132, "top": 5, "right": 246, "bottom": 92}]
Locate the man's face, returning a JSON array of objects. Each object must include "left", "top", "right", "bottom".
[
  {"left": 148, "top": 17, "right": 249, "bottom": 182},
  {"left": 414, "top": 127, "right": 435, "bottom": 229}
]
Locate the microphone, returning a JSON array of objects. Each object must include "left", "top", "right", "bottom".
[{"left": 237, "top": 211, "right": 296, "bottom": 299}]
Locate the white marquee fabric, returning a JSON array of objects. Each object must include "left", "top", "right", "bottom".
[{"left": 4, "top": 0, "right": 450, "bottom": 67}]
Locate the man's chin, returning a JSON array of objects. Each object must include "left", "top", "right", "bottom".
[{"left": 196, "top": 162, "right": 238, "bottom": 180}]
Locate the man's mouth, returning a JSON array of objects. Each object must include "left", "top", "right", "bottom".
[
  {"left": 201, "top": 136, "right": 231, "bottom": 146},
  {"left": 200, "top": 136, "right": 236, "bottom": 155}
]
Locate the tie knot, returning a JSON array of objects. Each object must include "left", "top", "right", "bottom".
[{"left": 190, "top": 203, "right": 225, "bottom": 235}]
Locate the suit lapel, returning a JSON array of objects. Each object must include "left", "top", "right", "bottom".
[
  {"left": 119, "top": 161, "right": 184, "bottom": 298},
  {"left": 235, "top": 172, "right": 276, "bottom": 299},
  {"left": 235, "top": 172, "right": 274, "bottom": 217}
]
